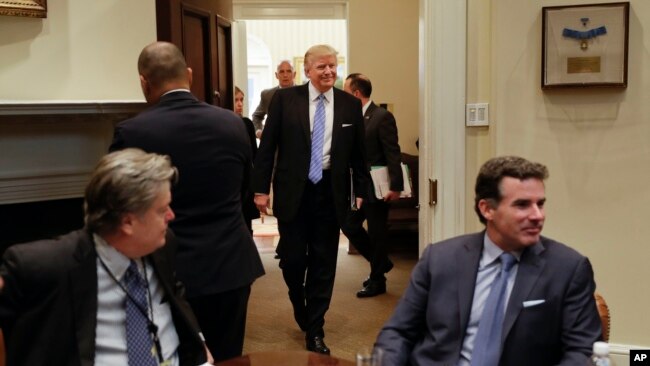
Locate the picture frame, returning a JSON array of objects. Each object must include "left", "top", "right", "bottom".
[
  {"left": 0, "top": 0, "right": 47, "bottom": 18},
  {"left": 541, "top": 2, "right": 629, "bottom": 89}
]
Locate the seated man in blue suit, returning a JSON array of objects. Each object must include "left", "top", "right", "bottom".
[{"left": 376, "top": 156, "right": 602, "bottom": 366}]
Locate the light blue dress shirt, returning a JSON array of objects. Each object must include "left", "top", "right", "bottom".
[
  {"left": 93, "top": 234, "right": 180, "bottom": 366},
  {"left": 457, "top": 234, "right": 521, "bottom": 366}
]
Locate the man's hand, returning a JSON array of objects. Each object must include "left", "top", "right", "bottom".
[
  {"left": 254, "top": 194, "right": 271, "bottom": 215},
  {"left": 255, "top": 130, "right": 262, "bottom": 139},
  {"left": 355, "top": 197, "right": 364, "bottom": 210},
  {"left": 383, "top": 190, "right": 401, "bottom": 202},
  {"left": 204, "top": 343, "right": 214, "bottom": 364}
]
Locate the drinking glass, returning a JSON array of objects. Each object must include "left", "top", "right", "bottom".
[{"left": 356, "top": 346, "right": 383, "bottom": 366}]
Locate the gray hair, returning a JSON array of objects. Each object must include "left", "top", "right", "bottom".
[{"left": 84, "top": 148, "right": 178, "bottom": 235}]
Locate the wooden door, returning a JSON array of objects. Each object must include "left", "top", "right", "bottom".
[{"left": 156, "top": 0, "right": 233, "bottom": 109}]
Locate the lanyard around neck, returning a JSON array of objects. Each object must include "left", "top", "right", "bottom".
[{"left": 97, "top": 255, "right": 164, "bottom": 363}]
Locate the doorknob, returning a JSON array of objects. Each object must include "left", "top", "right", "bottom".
[{"left": 213, "top": 90, "right": 221, "bottom": 98}]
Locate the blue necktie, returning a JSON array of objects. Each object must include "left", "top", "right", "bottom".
[
  {"left": 124, "top": 260, "right": 158, "bottom": 366},
  {"left": 308, "top": 94, "right": 326, "bottom": 184},
  {"left": 470, "top": 253, "right": 517, "bottom": 366}
]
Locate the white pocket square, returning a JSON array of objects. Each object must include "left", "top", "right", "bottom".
[
  {"left": 522, "top": 299, "right": 545, "bottom": 308},
  {"left": 342, "top": 124, "right": 353, "bottom": 127}
]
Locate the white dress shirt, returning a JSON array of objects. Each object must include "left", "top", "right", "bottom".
[
  {"left": 308, "top": 82, "right": 334, "bottom": 170},
  {"left": 94, "top": 234, "right": 180, "bottom": 366}
]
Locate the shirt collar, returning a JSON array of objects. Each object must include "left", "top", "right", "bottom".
[
  {"left": 362, "top": 99, "right": 372, "bottom": 115},
  {"left": 161, "top": 89, "right": 191, "bottom": 97},
  {"left": 308, "top": 82, "right": 334, "bottom": 103},
  {"left": 481, "top": 232, "right": 522, "bottom": 268},
  {"left": 94, "top": 233, "right": 131, "bottom": 281}
]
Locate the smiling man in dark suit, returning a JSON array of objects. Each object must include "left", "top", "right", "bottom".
[
  {"left": 341, "top": 73, "right": 403, "bottom": 298},
  {"left": 252, "top": 44, "right": 369, "bottom": 355},
  {"left": 376, "top": 156, "right": 602, "bottom": 366},
  {"left": 0, "top": 149, "right": 211, "bottom": 365},
  {"left": 109, "top": 41, "right": 264, "bottom": 362}
]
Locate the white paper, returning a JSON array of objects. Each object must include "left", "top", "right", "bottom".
[{"left": 370, "top": 163, "right": 412, "bottom": 199}]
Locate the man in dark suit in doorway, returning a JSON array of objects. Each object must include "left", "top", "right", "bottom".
[
  {"left": 341, "top": 73, "right": 403, "bottom": 298},
  {"left": 251, "top": 60, "right": 296, "bottom": 138},
  {"left": 109, "top": 41, "right": 264, "bottom": 362},
  {"left": 252, "top": 44, "right": 369, "bottom": 355}
]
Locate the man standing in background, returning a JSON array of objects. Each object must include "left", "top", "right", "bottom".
[
  {"left": 110, "top": 41, "right": 264, "bottom": 362},
  {"left": 251, "top": 60, "right": 296, "bottom": 138},
  {"left": 252, "top": 45, "right": 368, "bottom": 355},
  {"left": 342, "top": 73, "right": 402, "bottom": 298}
]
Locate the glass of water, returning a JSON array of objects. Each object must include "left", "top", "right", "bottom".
[{"left": 356, "top": 346, "right": 383, "bottom": 366}]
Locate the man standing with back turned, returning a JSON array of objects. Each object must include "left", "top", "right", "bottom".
[
  {"left": 251, "top": 60, "right": 296, "bottom": 138},
  {"left": 376, "top": 156, "right": 602, "bottom": 366},
  {"left": 342, "top": 73, "right": 402, "bottom": 298},
  {"left": 252, "top": 44, "right": 369, "bottom": 355},
  {"left": 110, "top": 41, "right": 264, "bottom": 362}
]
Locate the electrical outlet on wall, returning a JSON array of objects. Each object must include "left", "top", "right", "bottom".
[{"left": 466, "top": 103, "right": 489, "bottom": 126}]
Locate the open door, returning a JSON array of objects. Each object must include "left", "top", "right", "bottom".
[{"left": 156, "top": 0, "right": 234, "bottom": 108}]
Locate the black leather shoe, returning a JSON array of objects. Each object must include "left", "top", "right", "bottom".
[
  {"left": 363, "top": 261, "right": 394, "bottom": 287},
  {"left": 357, "top": 280, "right": 387, "bottom": 298},
  {"left": 306, "top": 336, "right": 330, "bottom": 355}
]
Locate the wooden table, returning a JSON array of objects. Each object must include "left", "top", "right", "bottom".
[{"left": 215, "top": 350, "right": 355, "bottom": 366}]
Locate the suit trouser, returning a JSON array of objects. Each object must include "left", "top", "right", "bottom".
[
  {"left": 342, "top": 199, "right": 392, "bottom": 281},
  {"left": 277, "top": 171, "right": 340, "bottom": 339},
  {"left": 188, "top": 285, "right": 251, "bottom": 362}
]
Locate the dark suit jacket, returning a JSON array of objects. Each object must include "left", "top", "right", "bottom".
[
  {"left": 110, "top": 91, "right": 264, "bottom": 297},
  {"left": 251, "top": 84, "right": 369, "bottom": 223},
  {"left": 251, "top": 86, "right": 279, "bottom": 132},
  {"left": 363, "top": 102, "right": 403, "bottom": 202},
  {"left": 0, "top": 229, "right": 206, "bottom": 366},
  {"left": 376, "top": 232, "right": 602, "bottom": 366}
]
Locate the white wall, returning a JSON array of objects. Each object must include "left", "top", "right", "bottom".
[
  {"left": 467, "top": 0, "right": 650, "bottom": 358},
  {"left": 348, "top": 0, "right": 420, "bottom": 155},
  {"left": 0, "top": 0, "right": 156, "bottom": 101}
]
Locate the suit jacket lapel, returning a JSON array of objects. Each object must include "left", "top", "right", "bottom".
[
  {"left": 69, "top": 230, "right": 99, "bottom": 366},
  {"left": 501, "top": 242, "right": 546, "bottom": 342},
  {"left": 331, "top": 89, "right": 343, "bottom": 153},
  {"left": 298, "top": 85, "right": 312, "bottom": 148},
  {"left": 457, "top": 234, "right": 483, "bottom": 334}
]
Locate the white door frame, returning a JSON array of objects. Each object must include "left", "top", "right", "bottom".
[{"left": 418, "top": 0, "right": 467, "bottom": 253}]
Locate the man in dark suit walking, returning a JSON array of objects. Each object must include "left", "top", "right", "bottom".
[
  {"left": 0, "top": 149, "right": 211, "bottom": 365},
  {"left": 376, "top": 156, "right": 602, "bottom": 366},
  {"left": 251, "top": 60, "right": 296, "bottom": 138},
  {"left": 110, "top": 42, "right": 264, "bottom": 362},
  {"left": 252, "top": 44, "right": 369, "bottom": 355},
  {"left": 341, "top": 73, "right": 403, "bottom": 298}
]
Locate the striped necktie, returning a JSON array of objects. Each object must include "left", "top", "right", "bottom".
[
  {"left": 470, "top": 252, "right": 517, "bottom": 366},
  {"left": 308, "top": 94, "right": 326, "bottom": 184}
]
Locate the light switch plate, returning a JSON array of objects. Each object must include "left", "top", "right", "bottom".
[{"left": 466, "top": 103, "right": 489, "bottom": 126}]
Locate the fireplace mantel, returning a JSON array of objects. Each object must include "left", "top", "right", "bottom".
[{"left": 0, "top": 101, "right": 146, "bottom": 204}]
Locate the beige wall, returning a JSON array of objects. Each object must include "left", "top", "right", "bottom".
[
  {"left": 0, "top": 0, "right": 156, "bottom": 101},
  {"left": 468, "top": 0, "right": 650, "bottom": 350},
  {"left": 348, "top": 0, "right": 420, "bottom": 155}
]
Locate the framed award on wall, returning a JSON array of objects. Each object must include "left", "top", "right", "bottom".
[{"left": 542, "top": 2, "right": 629, "bottom": 89}]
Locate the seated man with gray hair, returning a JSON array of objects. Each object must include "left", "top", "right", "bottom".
[{"left": 0, "top": 148, "right": 212, "bottom": 366}]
